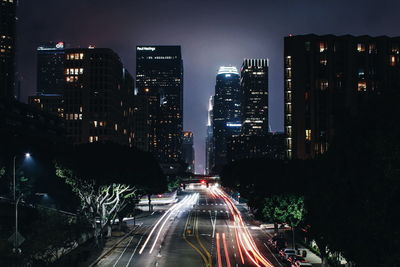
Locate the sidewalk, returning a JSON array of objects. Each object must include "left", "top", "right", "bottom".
[{"left": 56, "top": 224, "right": 139, "bottom": 266}]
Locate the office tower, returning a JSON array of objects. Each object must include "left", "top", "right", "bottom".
[
  {"left": 241, "top": 59, "right": 269, "bottom": 136},
  {"left": 136, "top": 46, "right": 184, "bottom": 164},
  {"left": 205, "top": 96, "right": 214, "bottom": 174},
  {"left": 0, "top": 0, "right": 17, "bottom": 99},
  {"left": 29, "top": 42, "right": 66, "bottom": 116},
  {"left": 182, "top": 131, "right": 195, "bottom": 173},
  {"left": 227, "top": 133, "right": 285, "bottom": 162},
  {"left": 37, "top": 42, "right": 66, "bottom": 95},
  {"left": 63, "top": 48, "right": 135, "bottom": 146},
  {"left": 132, "top": 94, "right": 149, "bottom": 151},
  {"left": 284, "top": 34, "right": 400, "bottom": 160},
  {"left": 212, "top": 66, "right": 241, "bottom": 168}
]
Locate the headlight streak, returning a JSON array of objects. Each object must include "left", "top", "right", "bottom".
[
  {"left": 148, "top": 193, "right": 198, "bottom": 254},
  {"left": 139, "top": 193, "right": 199, "bottom": 255},
  {"left": 211, "top": 187, "right": 274, "bottom": 267}
]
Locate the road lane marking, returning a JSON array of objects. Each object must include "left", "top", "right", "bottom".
[
  {"left": 195, "top": 210, "right": 212, "bottom": 265},
  {"left": 183, "top": 210, "right": 210, "bottom": 267}
]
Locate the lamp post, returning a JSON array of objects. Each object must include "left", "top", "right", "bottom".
[{"left": 12, "top": 153, "right": 30, "bottom": 254}]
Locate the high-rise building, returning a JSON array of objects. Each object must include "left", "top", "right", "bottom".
[
  {"left": 29, "top": 42, "right": 66, "bottom": 116},
  {"left": 227, "top": 133, "right": 285, "bottom": 162},
  {"left": 132, "top": 94, "right": 149, "bottom": 151},
  {"left": 205, "top": 96, "right": 214, "bottom": 174},
  {"left": 182, "top": 131, "right": 195, "bottom": 173},
  {"left": 0, "top": 0, "right": 17, "bottom": 99},
  {"left": 241, "top": 59, "right": 269, "bottom": 136},
  {"left": 136, "top": 46, "right": 184, "bottom": 165},
  {"left": 212, "top": 66, "right": 241, "bottom": 168},
  {"left": 63, "top": 48, "right": 135, "bottom": 146},
  {"left": 37, "top": 42, "right": 66, "bottom": 95},
  {"left": 284, "top": 34, "right": 400, "bottom": 160}
]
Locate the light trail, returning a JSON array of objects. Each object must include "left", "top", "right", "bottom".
[
  {"left": 148, "top": 193, "right": 198, "bottom": 254},
  {"left": 212, "top": 187, "right": 274, "bottom": 267},
  {"left": 139, "top": 194, "right": 194, "bottom": 255},
  {"left": 216, "top": 233, "right": 223, "bottom": 267},
  {"left": 222, "top": 233, "right": 232, "bottom": 267}
]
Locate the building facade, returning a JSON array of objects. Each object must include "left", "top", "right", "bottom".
[
  {"left": 241, "top": 59, "right": 269, "bottom": 136},
  {"left": 205, "top": 96, "right": 214, "bottom": 174},
  {"left": 36, "top": 42, "right": 66, "bottom": 95},
  {"left": 63, "top": 48, "right": 135, "bottom": 146},
  {"left": 227, "top": 133, "right": 285, "bottom": 162},
  {"left": 182, "top": 131, "right": 195, "bottom": 173},
  {"left": 0, "top": 0, "right": 17, "bottom": 99},
  {"left": 284, "top": 34, "right": 400, "bottom": 159},
  {"left": 136, "top": 46, "right": 184, "bottom": 164},
  {"left": 212, "top": 66, "right": 241, "bottom": 168}
]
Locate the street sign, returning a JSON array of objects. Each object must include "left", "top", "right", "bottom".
[{"left": 8, "top": 232, "right": 25, "bottom": 247}]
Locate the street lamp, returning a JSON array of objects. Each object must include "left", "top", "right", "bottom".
[{"left": 12, "top": 153, "right": 31, "bottom": 254}]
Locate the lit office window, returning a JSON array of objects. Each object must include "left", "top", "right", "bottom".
[
  {"left": 357, "top": 81, "right": 367, "bottom": 91},
  {"left": 357, "top": 43, "right": 365, "bottom": 52},
  {"left": 305, "top": 129, "right": 312, "bottom": 141}
]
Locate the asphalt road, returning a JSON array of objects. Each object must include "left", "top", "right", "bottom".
[{"left": 96, "top": 186, "right": 284, "bottom": 267}]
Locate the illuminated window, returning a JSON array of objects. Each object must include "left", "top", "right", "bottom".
[
  {"left": 285, "top": 91, "right": 292, "bottom": 102},
  {"left": 320, "top": 58, "right": 328, "bottom": 66},
  {"left": 357, "top": 43, "right": 365, "bottom": 52},
  {"left": 368, "top": 43, "right": 377, "bottom": 54},
  {"left": 357, "top": 81, "right": 367, "bottom": 92},
  {"left": 285, "top": 80, "right": 292, "bottom": 89},
  {"left": 390, "top": 55, "right": 397, "bottom": 67},
  {"left": 285, "top": 56, "right": 292, "bottom": 67},
  {"left": 305, "top": 129, "right": 312, "bottom": 141},
  {"left": 319, "top": 42, "right": 327, "bottom": 52},
  {"left": 320, "top": 80, "right": 328, "bottom": 91},
  {"left": 286, "top": 126, "right": 292, "bottom": 137},
  {"left": 391, "top": 44, "right": 399, "bottom": 54},
  {"left": 285, "top": 68, "right": 292, "bottom": 79}
]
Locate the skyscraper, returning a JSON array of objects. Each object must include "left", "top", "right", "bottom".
[
  {"left": 37, "top": 42, "right": 66, "bottom": 95},
  {"left": 0, "top": 0, "right": 17, "bottom": 99},
  {"left": 205, "top": 96, "right": 214, "bottom": 174},
  {"left": 284, "top": 34, "right": 400, "bottom": 160},
  {"left": 29, "top": 42, "right": 66, "bottom": 116},
  {"left": 136, "top": 46, "right": 184, "bottom": 165},
  {"left": 63, "top": 47, "right": 135, "bottom": 146},
  {"left": 212, "top": 66, "right": 241, "bottom": 168},
  {"left": 241, "top": 59, "right": 269, "bottom": 136},
  {"left": 182, "top": 131, "right": 195, "bottom": 173}
]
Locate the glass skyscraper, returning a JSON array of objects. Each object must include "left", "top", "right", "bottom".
[
  {"left": 136, "top": 46, "right": 184, "bottom": 164},
  {"left": 0, "top": 0, "right": 17, "bottom": 99},
  {"left": 212, "top": 66, "right": 241, "bottom": 168}
]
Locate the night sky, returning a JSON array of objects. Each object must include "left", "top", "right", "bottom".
[{"left": 16, "top": 0, "right": 399, "bottom": 173}]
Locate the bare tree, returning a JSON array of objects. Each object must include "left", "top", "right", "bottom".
[{"left": 56, "top": 167, "right": 136, "bottom": 244}]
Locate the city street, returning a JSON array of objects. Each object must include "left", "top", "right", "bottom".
[{"left": 96, "top": 186, "right": 283, "bottom": 267}]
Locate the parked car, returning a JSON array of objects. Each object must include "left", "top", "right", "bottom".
[
  {"left": 288, "top": 255, "right": 306, "bottom": 264},
  {"left": 279, "top": 248, "right": 296, "bottom": 261}
]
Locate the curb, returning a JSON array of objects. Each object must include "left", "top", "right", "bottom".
[{"left": 88, "top": 225, "right": 140, "bottom": 267}]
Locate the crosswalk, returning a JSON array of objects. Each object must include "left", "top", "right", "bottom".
[
  {"left": 197, "top": 203, "right": 226, "bottom": 206},
  {"left": 194, "top": 209, "right": 229, "bottom": 213}
]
